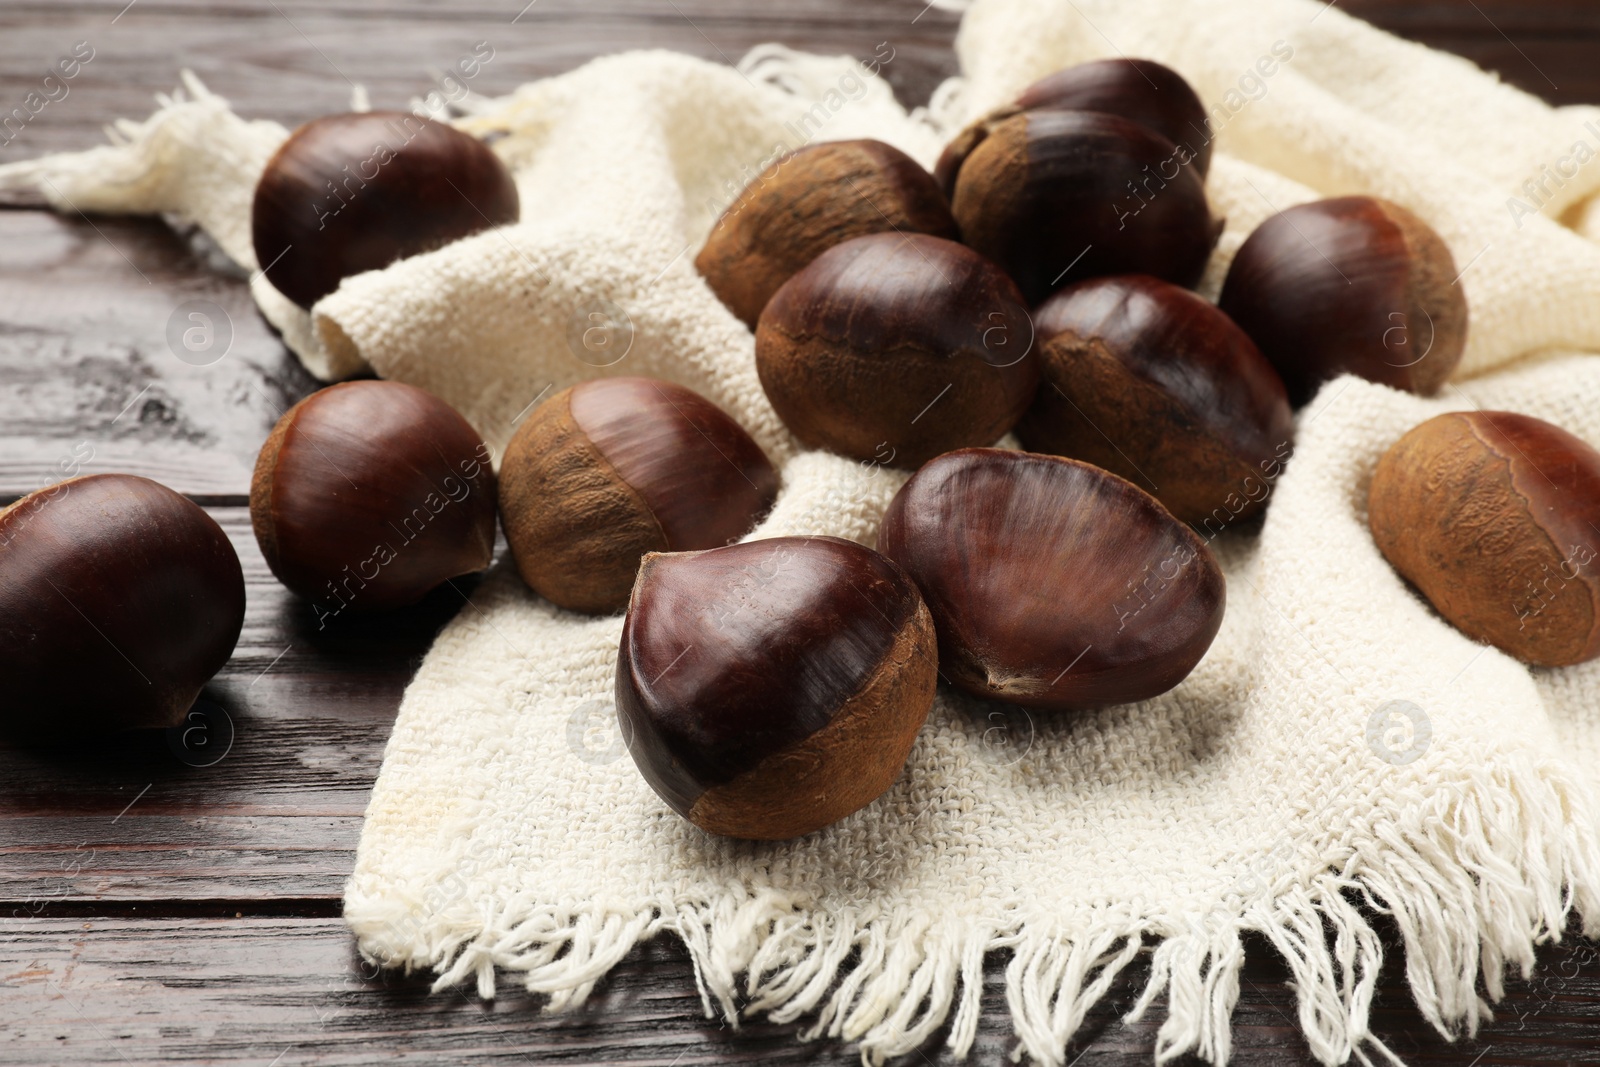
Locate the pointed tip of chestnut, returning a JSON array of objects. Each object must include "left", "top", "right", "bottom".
[
  {"left": 1370, "top": 411, "right": 1600, "bottom": 667},
  {"left": 932, "top": 105, "right": 1020, "bottom": 199},
  {"left": 755, "top": 232, "right": 1040, "bottom": 468},
  {"left": 1011, "top": 58, "right": 1212, "bottom": 178},
  {"left": 951, "top": 108, "right": 1221, "bottom": 304},
  {"left": 1219, "top": 196, "right": 1469, "bottom": 407},
  {"left": 937, "top": 58, "right": 1211, "bottom": 198},
  {"left": 616, "top": 536, "right": 937, "bottom": 839},
  {"left": 695, "top": 139, "right": 957, "bottom": 329},
  {"left": 250, "top": 380, "right": 497, "bottom": 614},
  {"left": 0, "top": 473, "right": 245, "bottom": 744},
  {"left": 252, "top": 111, "right": 519, "bottom": 309},
  {"left": 880, "top": 449, "right": 1225, "bottom": 710},
  {"left": 1016, "top": 275, "right": 1294, "bottom": 525},
  {"left": 498, "top": 377, "right": 779, "bottom": 614}
]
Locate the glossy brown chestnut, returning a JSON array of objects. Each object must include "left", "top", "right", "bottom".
[
  {"left": 251, "top": 380, "right": 497, "bottom": 615},
  {"left": 934, "top": 58, "right": 1211, "bottom": 197},
  {"left": 696, "top": 139, "right": 957, "bottom": 329},
  {"left": 1016, "top": 275, "right": 1294, "bottom": 525},
  {"left": 950, "top": 108, "right": 1222, "bottom": 304},
  {"left": 755, "top": 233, "right": 1039, "bottom": 468},
  {"left": 252, "top": 111, "right": 519, "bottom": 309},
  {"left": 1218, "top": 196, "right": 1468, "bottom": 408},
  {"left": 0, "top": 474, "right": 245, "bottom": 744},
  {"left": 616, "top": 536, "right": 937, "bottom": 839},
  {"left": 880, "top": 449, "right": 1225, "bottom": 710},
  {"left": 1369, "top": 411, "right": 1600, "bottom": 666},
  {"left": 498, "top": 377, "right": 779, "bottom": 614}
]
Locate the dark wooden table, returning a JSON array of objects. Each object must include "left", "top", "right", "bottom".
[{"left": 3, "top": 2, "right": 1599, "bottom": 1064}]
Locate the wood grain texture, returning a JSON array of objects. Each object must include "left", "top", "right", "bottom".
[
  {"left": 1, "top": 919, "right": 1598, "bottom": 1066},
  {"left": 3, "top": 1, "right": 1600, "bottom": 1064}
]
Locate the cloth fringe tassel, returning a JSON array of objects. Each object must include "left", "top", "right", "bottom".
[{"left": 346, "top": 756, "right": 1600, "bottom": 1066}]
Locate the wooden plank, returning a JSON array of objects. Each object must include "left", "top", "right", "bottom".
[
  {"left": 0, "top": 212, "right": 313, "bottom": 501},
  {"left": 1344, "top": 6, "right": 1600, "bottom": 107},
  {"left": 0, "top": 0, "right": 963, "bottom": 166},
  {"left": 2, "top": 918, "right": 1598, "bottom": 1065}
]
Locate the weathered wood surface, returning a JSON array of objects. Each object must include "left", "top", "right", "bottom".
[
  {"left": 3, "top": 919, "right": 1599, "bottom": 1066},
  {"left": 3, "top": 1, "right": 1600, "bottom": 1064}
]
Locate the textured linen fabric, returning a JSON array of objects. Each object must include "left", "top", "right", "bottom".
[{"left": 6, "top": 1, "right": 1600, "bottom": 1063}]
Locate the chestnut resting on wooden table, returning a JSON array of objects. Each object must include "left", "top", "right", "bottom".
[
  {"left": 0, "top": 473, "right": 246, "bottom": 745},
  {"left": 250, "top": 380, "right": 498, "bottom": 620}
]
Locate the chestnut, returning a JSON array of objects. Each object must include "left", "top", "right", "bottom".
[
  {"left": 755, "top": 232, "right": 1039, "bottom": 468},
  {"left": 696, "top": 139, "right": 957, "bottom": 329},
  {"left": 0, "top": 474, "right": 245, "bottom": 744},
  {"left": 616, "top": 536, "right": 937, "bottom": 839},
  {"left": 880, "top": 448, "right": 1225, "bottom": 710},
  {"left": 498, "top": 377, "right": 779, "bottom": 614},
  {"left": 1218, "top": 196, "right": 1468, "bottom": 407},
  {"left": 1015, "top": 275, "right": 1294, "bottom": 525},
  {"left": 935, "top": 58, "right": 1211, "bottom": 196},
  {"left": 252, "top": 111, "right": 519, "bottom": 309},
  {"left": 1369, "top": 411, "right": 1600, "bottom": 667},
  {"left": 251, "top": 380, "right": 497, "bottom": 618},
  {"left": 950, "top": 108, "right": 1222, "bottom": 304}
]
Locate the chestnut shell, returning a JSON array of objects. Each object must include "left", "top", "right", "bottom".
[
  {"left": 935, "top": 58, "right": 1211, "bottom": 196},
  {"left": 755, "top": 232, "right": 1040, "bottom": 468},
  {"left": 695, "top": 139, "right": 957, "bottom": 329},
  {"left": 1218, "top": 196, "right": 1468, "bottom": 407},
  {"left": 1016, "top": 275, "right": 1294, "bottom": 525},
  {"left": 251, "top": 380, "right": 497, "bottom": 611},
  {"left": 252, "top": 111, "right": 519, "bottom": 309},
  {"left": 616, "top": 536, "right": 937, "bottom": 839},
  {"left": 879, "top": 448, "right": 1226, "bottom": 710},
  {"left": 1369, "top": 411, "right": 1600, "bottom": 667},
  {"left": 0, "top": 474, "right": 245, "bottom": 743},
  {"left": 499, "top": 377, "right": 779, "bottom": 614},
  {"left": 950, "top": 108, "right": 1222, "bottom": 305}
]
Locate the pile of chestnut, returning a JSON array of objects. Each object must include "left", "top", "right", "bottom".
[{"left": 8, "top": 68, "right": 1600, "bottom": 845}]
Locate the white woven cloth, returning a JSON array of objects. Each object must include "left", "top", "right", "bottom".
[{"left": 8, "top": 1, "right": 1600, "bottom": 1062}]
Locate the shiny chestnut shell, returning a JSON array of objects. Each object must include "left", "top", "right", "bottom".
[
  {"left": 251, "top": 380, "right": 497, "bottom": 612},
  {"left": 950, "top": 108, "right": 1222, "bottom": 304},
  {"left": 935, "top": 58, "right": 1211, "bottom": 196},
  {"left": 0, "top": 474, "right": 245, "bottom": 743},
  {"left": 1369, "top": 411, "right": 1600, "bottom": 666},
  {"left": 1016, "top": 275, "right": 1294, "bottom": 525},
  {"left": 616, "top": 536, "right": 937, "bottom": 839},
  {"left": 696, "top": 139, "right": 957, "bottom": 329},
  {"left": 252, "top": 111, "right": 519, "bottom": 308},
  {"left": 755, "top": 232, "right": 1039, "bottom": 468},
  {"left": 498, "top": 377, "right": 779, "bottom": 614},
  {"left": 880, "top": 448, "right": 1225, "bottom": 710},
  {"left": 1218, "top": 196, "right": 1468, "bottom": 407}
]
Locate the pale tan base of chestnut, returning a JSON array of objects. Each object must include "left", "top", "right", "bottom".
[
  {"left": 499, "top": 387, "right": 666, "bottom": 615},
  {"left": 685, "top": 599, "right": 937, "bottom": 840},
  {"left": 1369, "top": 414, "right": 1600, "bottom": 667}
]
